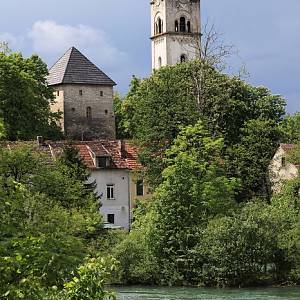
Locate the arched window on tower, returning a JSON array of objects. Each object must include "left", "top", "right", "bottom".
[
  {"left": 86, "top": 106, "right": 92, "bottom": 119},
  {"left": 158, "top": 57, "right": 162, "bottom": 68},
  {"left": 180, "top": 54, "right": 187, "bottom": 63},
  {"left": 187, "top": 21, "right": 191, "bottom": 33},
  {"left": 175, "top": 20, "right": 179, "bottom": 32},
  {"left": 180, "top": 17, "right": 186, "bottom": 32},
  {"left": 158, "top": 17, "right": 163, "bottom": 34}
]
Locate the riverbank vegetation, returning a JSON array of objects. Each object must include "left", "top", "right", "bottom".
[
  {"left": 112, "top": 61, "right": 300, "bottom": 287},
  {"left": 0, "top": 145, "right": 116, "bottom": 299}
]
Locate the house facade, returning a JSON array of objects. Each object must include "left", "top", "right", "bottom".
[
  {"left": 47, "top": 140, "right": 150, "bottom": 230},
  {"left": 269, "top": 144, "right": 300, "bottom": 193}
]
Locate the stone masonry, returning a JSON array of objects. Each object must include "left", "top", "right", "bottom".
[{"left": 47, "top": 47, "right": 116, "bottom": 140}]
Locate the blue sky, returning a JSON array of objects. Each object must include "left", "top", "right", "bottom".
[{"left": 0, "top": 0, "right": 299, "bottom": 112}]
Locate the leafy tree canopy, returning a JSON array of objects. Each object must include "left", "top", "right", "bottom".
[
  {"left": 120, "top": 60, "right": 285, "bottom": 200},
  {"left": 0, "top": 51, "right": 62, "bottom": 140},
  {"left": 132, "top": 122, "right": 239, "bottom": 284},
  {"left": 280, "top": 112, "right": 300, "bottom": 143},
  {"left": 0, "top": 146, "right": 104, "bottom": 299}
]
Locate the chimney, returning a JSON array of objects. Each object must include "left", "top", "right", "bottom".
[
  {"left": 37, "top": 136, "right": 44, "bottom": 146},
  {"left": 119, "top": 140, "right": 126, "bottom": 159}
]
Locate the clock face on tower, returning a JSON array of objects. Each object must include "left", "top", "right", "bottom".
[{"left": 175, "top": 0, "right": 189, "bottom": 9}]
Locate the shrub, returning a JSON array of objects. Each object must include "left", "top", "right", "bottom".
[{"left": 62, "top": 256, "right": 117, "bottom": 300}]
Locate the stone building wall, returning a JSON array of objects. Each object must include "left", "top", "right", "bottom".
[
  {"left": 51, "top": 84, "right": 116, "bottom": 140},
  {"left": 269, "top": 146, "right": 299, "bottom": 193},
  {"left": 51, "top": 90, "right": 65, "bottom": 130}
]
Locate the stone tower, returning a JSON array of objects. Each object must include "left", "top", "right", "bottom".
[
  {"left": 151, "top": 0, "right": 201, "bottom": 70},
  {"left": 47, "top": 47, "right": 116, "bottom": 140}
]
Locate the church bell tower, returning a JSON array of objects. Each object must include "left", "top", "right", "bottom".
[{"left": 150, "top": 0, "right": 201, "bottom": 70}]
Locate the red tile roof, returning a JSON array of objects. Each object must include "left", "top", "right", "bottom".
[
  {"left": 75, "top": 144, "right": 95, "bottom": 169},
  {"left": 1, "top": 140, "right": 142, "bottom": 171},
  {"left": 281, "top": 144, "right": 297, "bottom": 153},
  {"left": 48, "top": 140, "right": 142, "bottom": 170}
]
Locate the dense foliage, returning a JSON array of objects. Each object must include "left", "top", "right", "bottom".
[
  {"left": 0, "top": 51, "right": 62, "bottom": 140},
  {"left": 280, "top": 113, "right": 300, "bottom": 143},
  {"left": 0, "top": 145, "right": 114, "bottom": 299},
  {"left": 119, "top": 61, "right": 285, "bottom": 200},
  {"left": 110, "top": 60, "right": 300, "bottom": 288},
  {"left": 112, "top": 122, "right": 300, "bottom": 287}
]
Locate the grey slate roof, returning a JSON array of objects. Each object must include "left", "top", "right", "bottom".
[{"left": 47, "top": 47, "right": 116, "bottom": 86}]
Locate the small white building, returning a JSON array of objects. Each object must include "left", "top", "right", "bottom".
[
  {"left": 48, "top": 140, "right": 149, "bottom": 230},
  {"left": 269, "top": 144, "right": 300, "bottom": 193}
]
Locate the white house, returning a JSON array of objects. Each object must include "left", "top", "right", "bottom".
[
  {"left": 48, "top": 140, "right": 149, "bottom": 230},
  {"left": 269, "top": 143, "right": 300, "bottom": 193}
]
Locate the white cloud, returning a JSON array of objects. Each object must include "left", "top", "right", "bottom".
[
  {"left": 0, "top": 32, "right": 24, "bottom": 50},
  {"left": 28, "top": 20, "right": 126, "bottom": 68}
]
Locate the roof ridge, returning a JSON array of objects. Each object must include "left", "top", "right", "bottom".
[
  {"left": 101, "top": 143, "right": 111, "bottom": 156},
  {"left": 62, "top": 47, "right": 75, "bottom": 84},
  {"left": 85, "top": 144, "right": 95, "bottom": 166},
  {"left": 48, "top": 46, "right": 73, "bottom": 72}
]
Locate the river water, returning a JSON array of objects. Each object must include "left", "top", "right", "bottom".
[{"left": 114, "top": 286, "right": 300, "bottom": 300}]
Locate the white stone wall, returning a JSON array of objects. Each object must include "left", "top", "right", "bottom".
[
  {"left": 269, "top": 147, "right": 299, "bottom": 193},
  {"left": 166, "top": 34, "right": 199, "bottom": 65},
  {"left": 152, "top": 36, "right": 167, "bottom": 69},
  {"left": 90, "top": 169, "right": 130, "bottom": 230}
]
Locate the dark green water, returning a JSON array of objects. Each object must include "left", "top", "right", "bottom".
[{"left": 114, "top": 286, "right": 300, "bottom": 300}]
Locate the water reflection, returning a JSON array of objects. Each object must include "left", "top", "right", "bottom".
[{"left": 114, "top": 286, "right": 300, "bottom": 300}]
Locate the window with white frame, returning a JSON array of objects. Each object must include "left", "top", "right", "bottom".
[{"left": 107, "top": 184, "right": 115, "bottom": 200}]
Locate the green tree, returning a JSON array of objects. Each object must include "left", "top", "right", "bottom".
[
  {"left": 199, "top": 201, "right": 290, "bottom": 287},
  {"left": 0, "top": 146, "right": 104, "bottom": 298},
  {"left": 113, "top": 226, "right": 159, "bottom": 285},
  {"left": 0, "top": 51, "right": 62, "bottom": 140},
  {"left": 0, "top": 118, "right": 5, "bottom": 139},
  {"left": 198, "top": 177, "right": 300, "bottom": 287},
  {"left": 225, "top": 119, "right": 281, "bottom": 201},
  {"left": 62, "top": 256, "right": 117, "bottom": 300},
  {"left": 140, "top": 122, "right": 239, "bottom": 285},
  {"left": 122, "top": 64, "right": 201, "bottom": 187},
  {"left": 121, "top": 76, "right": 141, "bottom": 139},
  {"left": 280, "top": 113, "right": 300, "bottom": 143},
  {"left": 58, "top": 144, "right": 100, "bottom": 202},
  {"left": 114, "top": 93, "right": 129, "bottom": 139},
  {"left": 121, "top": 61, "right": 285, "bottom": 198}
]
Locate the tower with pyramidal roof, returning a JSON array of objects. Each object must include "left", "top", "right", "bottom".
[{"left": 47, "top": 47, "right": 116, "bottom": 140}]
